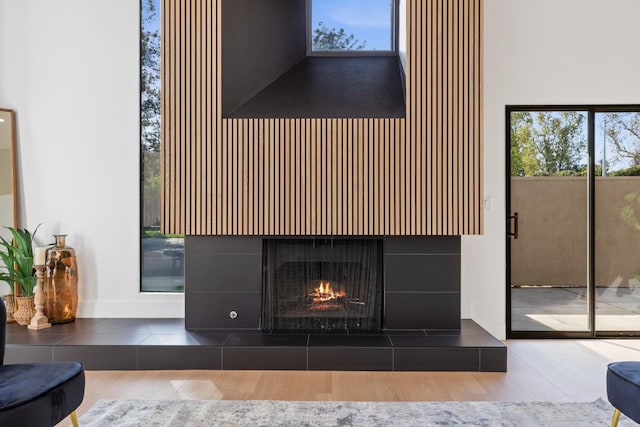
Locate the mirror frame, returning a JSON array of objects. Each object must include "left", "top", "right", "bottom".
[{"left": 0, "top": 108, "right": 17, "bottom": 229}]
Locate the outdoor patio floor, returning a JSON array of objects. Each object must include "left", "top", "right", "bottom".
[{"left": 512, "top": 286, "right": 640, "bottom": 332}]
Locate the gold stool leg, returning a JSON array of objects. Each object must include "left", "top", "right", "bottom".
[
  {"left": 611, "top": 408, "right": 621, "bottom": 427},
  {"left": 70, "top": 410, "right": 80, "bottom": 427}
]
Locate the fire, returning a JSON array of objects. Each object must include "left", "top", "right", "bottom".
[{"left": 308, "top": 281, "right": 346, "bottom": 310}]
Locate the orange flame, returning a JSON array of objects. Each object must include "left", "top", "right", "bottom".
[{"left": 311, "top": 281, "right": 346, "bottom": 304}]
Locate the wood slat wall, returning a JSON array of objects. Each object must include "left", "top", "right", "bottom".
[{"left": 161, "top": 0, "right": 483, "bottom": 236}]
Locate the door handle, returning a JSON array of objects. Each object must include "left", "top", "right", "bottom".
[{"left": 508, "top": 212, "right": 519, "bottom": 239}]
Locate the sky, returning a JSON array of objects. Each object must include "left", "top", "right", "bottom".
[
  {"left": 312, "top": 0, "right": 393, "bottom": 51},
  {"left": 595, "top": 113, "right": 637, "bottom": 173},
  {"left": 142, "top": 0, "right": 160, "bottom": 33}
]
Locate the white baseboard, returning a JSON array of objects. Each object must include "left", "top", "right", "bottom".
[{"left": 77, "top": 294, "right": 185, "bottom": 318}]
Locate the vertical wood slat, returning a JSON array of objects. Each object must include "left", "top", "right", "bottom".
[
  {"left": 161, "top": 0, "right": 483, "bottom": 236},
  {"left": 436, "top": 0, "right": 443, "bottom": 234},
  {"left": 478, "top": 0, "right": 485, "bottom": 234},
  {"left": 410, "top": 0, "right": 416, "bottom": 235},
  {"left": 215, "top": 0, "right": 221, "bottom": 234},
  {"left": 205, "top": 0, "right": 211, "bottom": 234}
]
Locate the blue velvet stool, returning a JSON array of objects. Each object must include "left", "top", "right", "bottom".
[
  {"left": 607, "top": 361, "right": 640, "bottom": 426},
  {"left": 0, "top": 299, "right": 85, "bottom": 426}
]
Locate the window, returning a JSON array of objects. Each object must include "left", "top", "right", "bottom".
[
  {"left": 309, "top": 0, "right": 396, "bottom": 54},
  {"left": 141, "top": 0, "right": 184, "bottom": 292}
]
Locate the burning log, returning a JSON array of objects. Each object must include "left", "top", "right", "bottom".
[{"left": 307, "top": 282, "right": 346, "bottom": 311}]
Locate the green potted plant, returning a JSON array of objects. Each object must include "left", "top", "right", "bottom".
[{"left": 0, "top": 226, "right": 40, "bottom": 325}]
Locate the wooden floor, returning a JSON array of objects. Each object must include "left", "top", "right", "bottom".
[{"left": 61, "top": 339, "right": 640, "bottom": 425}]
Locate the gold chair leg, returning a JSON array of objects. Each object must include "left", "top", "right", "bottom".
[
  {"left": 70, "top": 410, "right": 79, "bottom": 427},
  {"left": 611, "top": 408, "right": 621, "bottom": 427}
]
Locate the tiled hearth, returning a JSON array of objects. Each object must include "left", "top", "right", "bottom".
[
  {"left": 6, "top": 236, "right": 506, "bottom": 372},
  {"left": 5, "top": 319, "right": 506, "bottom": 371}
]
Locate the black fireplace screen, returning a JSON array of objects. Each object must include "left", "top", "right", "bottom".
[{"left": 262, "top": 239, "right": 383, "bottom": 331}]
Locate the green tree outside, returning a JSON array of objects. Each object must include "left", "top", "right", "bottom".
[
  {"left": 312, "top": 22, "right": 366, "bottom": 50},
  {"left": 511, "top": 111, "right": 640, "bottom": 177},
  {"left": 510, "top": 112, "right": 537, "bottom": 176},
  {"left": 603, "top": 112, "right": 640, "bottom": 168},
  {"left": 510, "top": 111, "right": 586, "bottom": 176},
  {"left": 141, "top": 0, "right": 161, "bottom": 228}
]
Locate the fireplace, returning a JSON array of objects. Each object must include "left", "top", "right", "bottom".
[
  {"left": 262, "top": 239, "right": 383, "bottom": 331},
  {"left": 180, "top": 236, "right": 508, "bottom": 372},
  {"left": 184, "top": 236, "right": 462, "bottom": 331}
]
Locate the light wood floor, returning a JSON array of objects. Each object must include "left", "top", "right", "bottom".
[{"left": 72, "top": 339, "right": 640, "bottom": 420}]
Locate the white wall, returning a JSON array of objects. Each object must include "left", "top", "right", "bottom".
[
  {"left": 1, "top": 0, "right": 639, "bottom": 327},
  {"left": 462, "top": 0, "right": 640, "bottom": 339},
  {"left": 0, "top": 0, "right": 183, "bottom": 317},
  {"left": 398, "top": 0, "right": 406, "bottom": 73}
]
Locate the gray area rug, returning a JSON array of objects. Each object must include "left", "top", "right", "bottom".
[{"left": 78, "top": 398, "right": 634, "bottom": 426}]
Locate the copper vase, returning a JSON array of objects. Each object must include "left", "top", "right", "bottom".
[{"left": 44, "top": 235, "right": 78, "bottom": 324}]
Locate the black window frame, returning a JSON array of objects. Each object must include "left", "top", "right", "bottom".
[
  {"left": 506, "top": 104, "right": 640, "bottom": 339},
  {"left": 140, "top": 0, "right": 185, "bottom": 293}
]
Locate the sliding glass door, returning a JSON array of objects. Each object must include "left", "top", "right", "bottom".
[
  {"left": 508, "top": 110, "right": 590, "bottom": 333},
  {"left": 595, "top": 112, "right": 640, "bottom": 333},
  {"left": 507, "top": 106, "right": 640, "bottom": 337}
]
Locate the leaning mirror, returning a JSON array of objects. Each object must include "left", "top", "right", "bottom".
[{"left": 0, "top": 108, "right": 17, "bottom": 295}]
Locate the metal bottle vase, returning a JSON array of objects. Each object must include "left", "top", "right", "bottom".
[{"left": 44, "top": 235, "right": 78, "bottom": 323}]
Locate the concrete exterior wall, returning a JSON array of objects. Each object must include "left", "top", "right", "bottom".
[
  {"left": 595, "top": 177, "right": 640, "bottom": 286},
  {"left": 511, "top": 177, "right": 640, "bottom": 287}
]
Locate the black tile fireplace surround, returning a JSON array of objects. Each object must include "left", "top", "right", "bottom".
[
  {"left": 186, "top": 236, "right": 461, "bottom": 331},
  {"left": 184, "top": 236, "right": 507, "bottom": 372}
]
